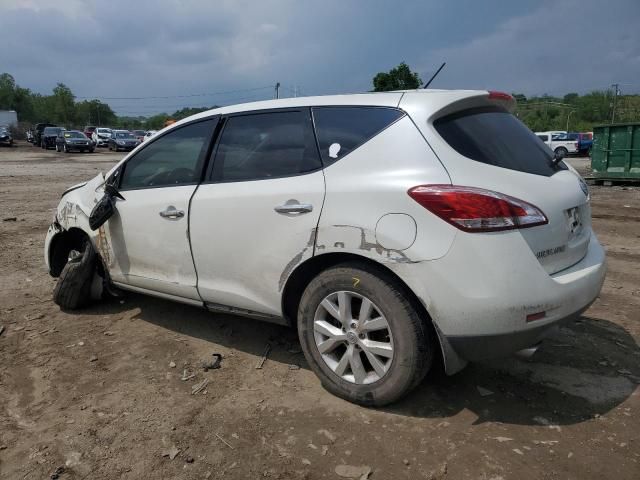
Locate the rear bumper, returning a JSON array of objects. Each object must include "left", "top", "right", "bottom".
[{"left": 391, "top": 231, "right": 606, "bottom": 363}]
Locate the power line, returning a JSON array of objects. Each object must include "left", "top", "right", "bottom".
[{"left": 75, "top": 85, "right": 273, "bottom": 101}]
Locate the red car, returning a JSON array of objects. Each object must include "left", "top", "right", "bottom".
[{"left": 84, "top": 125, "right": 97, "bottom": 139}]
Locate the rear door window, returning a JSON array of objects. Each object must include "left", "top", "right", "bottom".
[
  {"left": 312, "top": 106, "right": 404, "bottom": 165},
  {"left": 210, "top": 110, "right": 321, "bottom": 182},
  {"left": 434, "top": 106, "right": 565, "bottom": 176}
]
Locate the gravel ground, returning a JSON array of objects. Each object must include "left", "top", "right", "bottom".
[{"left": 0, "top": 142, "right": 638, "bottom": 479}]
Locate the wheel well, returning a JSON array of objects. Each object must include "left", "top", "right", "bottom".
[
  {"left": 49, "top": 228, "right": 90, "bottom": 277},
  {"left": 282, "top": 252, "right": 434, "bottom": 330}
]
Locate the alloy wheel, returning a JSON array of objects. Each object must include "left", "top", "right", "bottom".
[{"left": 313, "top": 291, "right": 394, "bottom": 385}]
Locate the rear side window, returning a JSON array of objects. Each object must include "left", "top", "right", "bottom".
[
  {"left": 211, "top": 110, "right": 321, "bottom": 182},
  {"left": 434, "top": 107, "right": 565, "bottom": 177},
  {"left": 312, "top": 107, "right": 404, "bottom": 165}
]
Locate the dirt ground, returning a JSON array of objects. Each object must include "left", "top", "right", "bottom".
[{"left": 0, "top": 142, "right": 638, "bottom": 480}]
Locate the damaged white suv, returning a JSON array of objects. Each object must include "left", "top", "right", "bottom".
[{"left": 45, "top": 90, "right": 606, "bottom": 406}]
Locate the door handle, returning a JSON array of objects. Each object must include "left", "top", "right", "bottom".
[
  {"left": 159, "top": 206, "right": 185, "bottom": 219},
  {"left": 274, "top": 203, "right": 313, "bottom": 214}
]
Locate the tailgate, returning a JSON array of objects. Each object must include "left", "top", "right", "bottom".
[{"left": 403, "top": 91, "right": 591, "bottom": 274}]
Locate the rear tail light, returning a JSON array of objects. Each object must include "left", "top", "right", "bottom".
[
  {"left": 407, "top": 185, "right": 548, "bottom": 232},
  {"left": 488, "top": 91, "right": 513, "bottom": 102}
]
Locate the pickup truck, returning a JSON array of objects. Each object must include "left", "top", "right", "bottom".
[
  {"left": 568, "top": 132, "right": 593, "bottom": 155},
  {"left": 536, "top": 131, "right": 579, "bottom": 156}
]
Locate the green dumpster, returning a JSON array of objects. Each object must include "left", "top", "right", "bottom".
[{"left": 591, "top": 123, "right": 640, "bottom": 181}]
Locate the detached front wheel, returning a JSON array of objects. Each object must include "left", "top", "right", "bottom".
[
  {"left": 298, "top": 263, "right": 433, "bottom": 406},
  {"left": 53, "top": 241, "right": 97, "bottom": 310}
]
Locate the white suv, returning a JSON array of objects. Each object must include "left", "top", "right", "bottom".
[
  {"left": 44, "top": 90, "right": 606, "bottom": 406},
  {"left": 92, "top": 127, "right": 112, "bottom": 147}
]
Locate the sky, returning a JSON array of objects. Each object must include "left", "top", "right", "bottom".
[{"left": 1, "top": 0, "right": 639, "bottom": 116}]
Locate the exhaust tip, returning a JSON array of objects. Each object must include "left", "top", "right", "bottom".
[{"left": 514, "top": 343, "right": 541, "bottom": 360}]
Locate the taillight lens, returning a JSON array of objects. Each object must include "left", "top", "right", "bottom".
[
  {"left": 408, "top": 185, "right": 548, "bottom": 232},
  {"left": 488, "top": 91, "right": 513, "bottom": 102}
]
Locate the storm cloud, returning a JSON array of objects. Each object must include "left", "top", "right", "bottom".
[{"left": 1, "top": 0, "right": 638, "bottom": 115}]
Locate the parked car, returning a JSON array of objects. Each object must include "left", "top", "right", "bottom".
[
  {"left": 56, "top": 130, "right": 95, "bottom": 153},
  {"left": 143, "top": 130, "right": 157, "bottom": 142},
  {"left": 108, "top": 130, "right": 140, "bottom": 152},
  {"left": 41, "top": 126, "right": 65, "bottom": 149},
  {"left": 92, "top": 128, "right": 112, "bottom": 147},
  {"left": 535, "top": 131, "right": 579, "bottom": 157},
  {"left": 131, "top": 129, "right": 146, "bottom": 143},
  {"left": 44, "top": 90, "right": 606, "bottom": 406},
  {"left": 84, "top": 125, "right": 97, "bottom": 139},
  {"left": 0, "top": 126, "right": 13, "bottom": 146},
  {"left": 33, "top": 123, "right": 56, "bottom": 147}
]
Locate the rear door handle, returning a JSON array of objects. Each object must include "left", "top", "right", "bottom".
[
  {"left": 159, "top": 206, "right": 185, "bottom": 220},
  {"left": 274, "top": 203, "right": 313, "bottom": 214}
]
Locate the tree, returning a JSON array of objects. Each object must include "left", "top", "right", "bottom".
[
  {"left": 51, "top": 83, "right": 75, "bottom": 125},
  {"left": 372, "top": 62, "right": 422, "bottom": 91},
  {"left": 0, "top": 73, "right": 17, "bottom": 109}
]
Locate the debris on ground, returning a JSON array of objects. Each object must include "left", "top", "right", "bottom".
[
  {"left": 24, "top": 312, "right": 44, "bottom": 321},
  {"left": 288, "top": 364, "right": 300, "bottom": 370},
  {"left": 169, "top": 361, "right": 176, "bottom": 368},
  {"left": 185, "top": 455, "right": 194, "bottom": 463},
  {"left": 255, "top": 344, "right": 271, "bottom": 369},
  {"left": 89, "top": 355, "right": 98, "bottom": 362},
  {"left": 202, "top": 353, "right": 222, "bottom": 371},
  {"left": 491, "top": 436, "right": 513, "bottom": 442},
  {"left": 513, "top": 448, "right": 524, "bottom": 455},
  {"left": 334, "top": 464, "right": 372, "bottom": 479},
  {"left": 191, "top": 378, "right": 209, "bottom": 395},
  {"left": 2, "top": 217, "right": 17, "bottom": 222},
  {"left": 0, "top": 325, "right": 4, "bottom": 337},
  {"left": 181, "top": 369, "right": 195, "bottom": 381},
  {"left": 215, "top": 433, "right": 234, "bottom": 450},
  {"left": 161, "top": 445, "right": 180, "bottom": 460},
  {"left": 318, "top": 429, "right": 337, "bottom": 443},
  {"left": 477, "top": 386, "right": 494, "bottom": 397},
  {"left": 50, "top": 466, "right": 65, "bottom": 479}
]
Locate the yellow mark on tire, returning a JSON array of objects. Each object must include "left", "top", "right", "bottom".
[{"left": 352, "top": 277, "right": 360, "bottom": 287}]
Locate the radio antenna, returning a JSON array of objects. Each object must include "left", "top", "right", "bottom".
[{"left": 423, "top": 62, "right": 446, "bottom": 89}]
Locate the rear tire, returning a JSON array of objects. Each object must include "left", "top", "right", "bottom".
[
  {"left": 297, "top": 262, "right": 433, "bottom": 406},
  {"left": 53, "top": 241, "right": 97, "bottom": 310}
]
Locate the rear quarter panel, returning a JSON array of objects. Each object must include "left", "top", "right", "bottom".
[{"left": 316, "top": 115, "right": 454, "bottom": 264}]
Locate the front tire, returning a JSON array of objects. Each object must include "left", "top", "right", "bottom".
[
  {"left": 53, "top": 241, "right": 97, "bottom": 310},
  {"left": 298, "top": 263, "right": 433, "bottom": 406}
]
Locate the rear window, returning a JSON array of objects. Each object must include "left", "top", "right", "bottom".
[
  {"left": 312, "top": 107, "right": 404, "bottom": 166},
  {"left": 434, "top": 107, "right": 565, "bottom": 177}
]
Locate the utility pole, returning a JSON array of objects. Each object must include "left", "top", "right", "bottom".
[
  {"left": 566, "top": 110, "right": 575, "bottom": 132},
  {"left": 611, "top": 83, "right": 620, "bottom": 123},
  {"left": 275, "top": 82, "right": 280, "bottom": 99}
]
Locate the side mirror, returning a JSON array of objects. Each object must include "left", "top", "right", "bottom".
[
  {"left": 552, "top": 150, "right": 566, "bottom": 165},
  {"left": 89, "top": 185, "right": 125, "bottom": 231}
]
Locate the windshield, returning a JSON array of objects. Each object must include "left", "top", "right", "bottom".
[
  {"left": 434, "top": 106, "right": 566, "bottom": 177},
  {"left": 44, "top": 127, "right": 63, "bottom": 135},
  {"left": 64, "top": 131, "right": 86, "bottom": 138},
  {"left": 116, "top": 132, "right": 135, "bottom": 139},
  {"left": 97, "top": 128, "right": 111, "bottom": 134}
]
